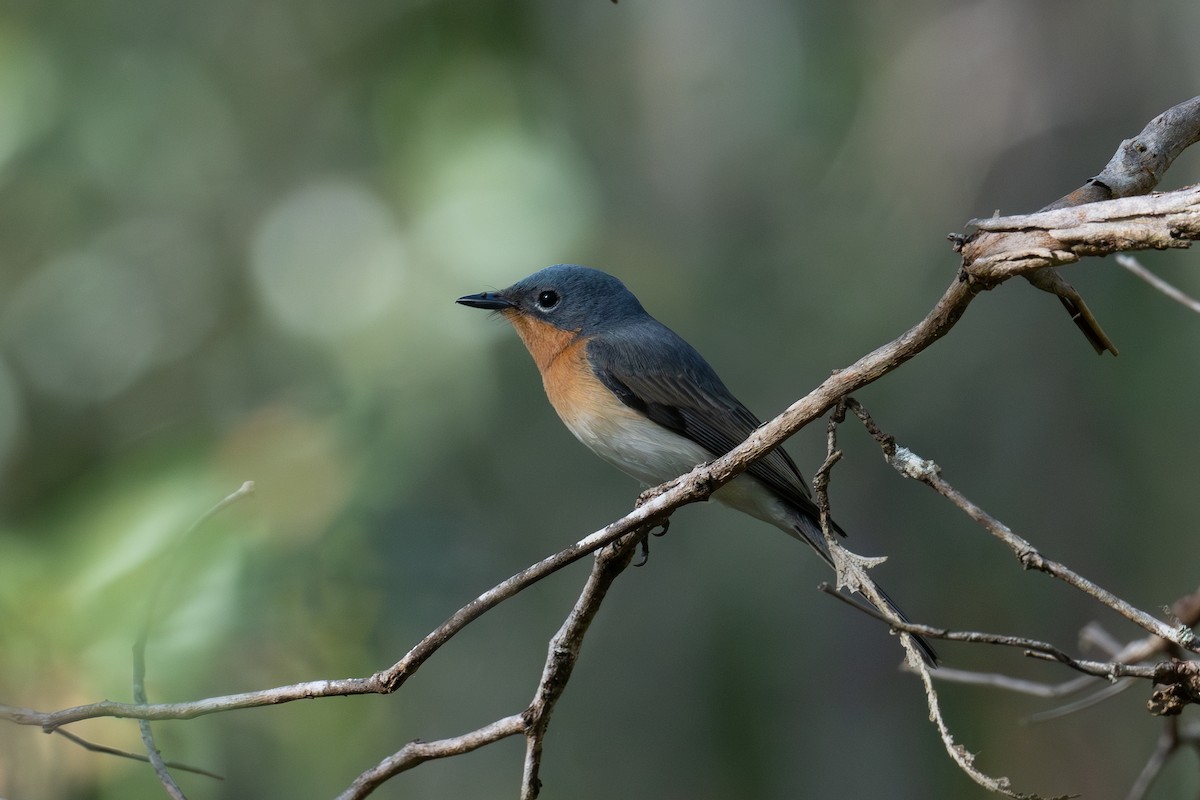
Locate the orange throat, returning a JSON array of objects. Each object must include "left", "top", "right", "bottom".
[
  {"left": 503, "top": 310, "right": 582, "bottom": 374},
  {"left": 502, "top": 311, "right": 614, "bottom": 430}
]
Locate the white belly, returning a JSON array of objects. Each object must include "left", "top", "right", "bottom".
[{"left": 561, "top": 402, "right": 795, "bottom": 532}]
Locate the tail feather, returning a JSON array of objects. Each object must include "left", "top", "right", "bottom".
[
  {"left": 872, "top": 582, "right": 939, "bottom": 667},
  {"left": 789, "top": 515, "right": 938, "bottom": 667}
]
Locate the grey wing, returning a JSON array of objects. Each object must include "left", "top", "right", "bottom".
[
  {"left": 586, "top": 323, "right": 827, "bottom": 525},
  {"left": 590, "top": 326, "right": 934, "bottom": 662}
]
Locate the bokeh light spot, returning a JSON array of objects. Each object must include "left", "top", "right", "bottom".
[
  {"left": 250, "top": 180, "right": 407, "bottom": 340},
  {"left": 0, "top": 25, "right": 58, "bottom": 175},
  {"left": 4, "top": 252, "right": 163, "bottom": 403},
  {"left": 411, "top": 127, "right": 597, "bottom": 278}
]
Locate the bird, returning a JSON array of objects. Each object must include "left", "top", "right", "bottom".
[{"left": 457, "top": 264, "right": 935, "bottom": 664}]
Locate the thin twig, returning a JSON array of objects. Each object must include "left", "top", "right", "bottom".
[
  {"left": 1024, "top": 680, "right": 1135, "bottom": 723},
  {"left": 912, "top": 662, "right": 1027, "bottom": 800},
  {"left": 921, "top": 668, "right": 1097, "bottom": 699},
  {"left": 133, "top": 661, "right": 186, "bottom": 799},
  {"left": 817, "top": 582, "right": 1157, "bottom": 681},
  {"left": 842, "top": 398, "right": 1193, "bottom": 650},
  {"left": 1079, "top": 622, "right": 1126, "bottom": 658},
  {"left": 339, "top": 512, "right": 706, "bottom": 800},
  {"left": 132, "top": 481, "right": 255, "bottom": 799},
  {"left": 921, "top": 468, "right": 1188, "bottom": 647},
  {"left": 0, "top": 492, "right": 688, "bottom": 732},
  {"left": 137, "top": 481, "right": 257, "bottom": 640},
  {"left": 1125, "top": 718, "right": 1180, "bottom": 800},
  {"left": 830, "top": 399, "right": 1200, "bottom": 797},
  {"left": 815, "top": 402, "right": 927, "bottom": 665},
  {"left": 963, "top": 94, "right": 1200, "bottom": 354},
  {"left": 3, "top": 96, "right": 1199, "bottom": 800},
  {"left": 52, "top": 729, "right": 223, "bottom": 780},
  {"left": 521, "top": 537, "right": 642, "bottom": 799},
  {"left": 1116, "top": 253, "right": 1200, "bottom": 313},
  {"left": 816, "top": 418, "right": 1023, "bottom": 793},
  {"left": 336, "top": 715, "right": 527, "bottom": 800}
]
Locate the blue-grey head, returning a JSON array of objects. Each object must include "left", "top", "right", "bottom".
[{"left": 456, "top": 264, "right": 649, "bottom": 335}]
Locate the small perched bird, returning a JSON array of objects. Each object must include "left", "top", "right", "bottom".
[{"left": 458, "top": 264, "right": 934, "bottom": 664}]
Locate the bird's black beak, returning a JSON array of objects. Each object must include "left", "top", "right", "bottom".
[{"left": 456, "top": 291, "right": 516, "bottom": 310}]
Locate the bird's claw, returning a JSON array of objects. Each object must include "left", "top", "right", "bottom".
[
  {"left": 631, "top": 518, "right": 670, "bottom": 567},
  {"left": 632, "top": 535, "right": 650, "bottom": 567}
]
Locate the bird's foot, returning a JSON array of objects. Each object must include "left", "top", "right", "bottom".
[{"left": 630, "top": 518, "right": 670, "bottom": 567}]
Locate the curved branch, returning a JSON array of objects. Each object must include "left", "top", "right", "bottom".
[
  {"left": 839, "top": 398, "right": 1195, "bottom": 650},
  {"left": 0, "top": 521, "right": 663, "bottom": 730},
  {"left": 969, "top": 94, "right": 1200, "bottom": 354},
  {"left": 963, "top": 183, "right": 1200, "bottom": 278},
  {"left": 8, "top": 172, "right": 1198, "bottom": 733},
  {"left": 521, "top": 539, "right": 640, "bottom": 799},
  {"left": 4, "top": 95, "right": 1199, "bottom": 800},
  {"left": 336, "top": 716, "right": 527, "bottom": 800},
  {"left": 1048, "top": 95, "right": 1200, "bottom": 208}
]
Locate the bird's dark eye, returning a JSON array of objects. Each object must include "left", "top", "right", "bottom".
[{"left": 536, "top": 290, "right": 560, "bottom": 310}]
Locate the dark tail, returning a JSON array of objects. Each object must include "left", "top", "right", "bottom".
[
  {"left": 871, "top": 582, "right": 939, "bottom": 666},
  {"left": 790, "top": 515, "right": 938, "bottom": 667}
]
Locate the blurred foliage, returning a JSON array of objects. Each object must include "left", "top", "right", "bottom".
[{"left": 1, "top": 1, "right": 1199, "bottom": 798}]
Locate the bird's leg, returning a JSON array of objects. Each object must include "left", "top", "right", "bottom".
[
  {"left": 623, "top": 484, "right": 675, "bottom": 566},
  {"left": 632, "top": 533, "right": 651, "bottom": 567},
  {"left": 627, "top": 518, "right": 670, "bottom": 567}
]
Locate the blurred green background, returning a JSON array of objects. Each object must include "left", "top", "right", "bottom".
[{"left": 2, "top": 1, "right": 1199, "bottom": 798}]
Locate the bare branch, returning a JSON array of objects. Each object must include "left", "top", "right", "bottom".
[
  {"left": 1023, "top": 266, "right": 1118, "bottom": 355},
  {"left": 1024, "top": 680, "right": 1136, "bottom": 723},
  {"left": 961, "top": 183, "right": 1200, "bottom": 281},
  {"left": 521, "top": 538, "right": 641, "bottom": 799},
  {"left": 960, "top": 173, "right": 1200, "bottom": 352},
  {"left": 5, "top": 205, "right": 1195, "bottom": 794},
  {"left": 133, "top": 662, "right": 185, "bottom": 800},
  {"left": 130, "top": 481, "right": 257, "bottom": 798},
  {"left": 335, "top": 527, "right": 649, "bottom": 800},
  {"left": 817, "top": 406, "right": 1030, "bottom": 795},
  {"left": 841, "top": 398, "right": 1195, "bottom": 651},
  {"left": 0, "top": 681, "right": 368, "bottom": 729},
  {"left": 336, "top": 715, "right": 527, "bottom": 800},
  {"left": 1048, "top": 95, "right": 1200, "bottom": 207},
  {"left": 921, "top": 468, "right": 1190, "bottom": 648},
  {"left": 1125, "top": 718, "right": 1182, "bottom": 800},
  {"left": 52, "top": 729, "right": 223, "bottom": 780},
  {"left": 0, "top": 499, "right": 679, "bottom": 731},
  {"left": 923, "top": 668, "right": 1097, "bottom": 699},
  {"left": 821, "top": 580, "right": 1158, "bottom": 683},
  {"left": 0, "top": 250, "right": 995, "bottom": 741},
  {"left": 965, "top": 94, "right": 1200, "bottom": 354},
  {"left": 915, "top": 666, "right": 1016, "bottom": 796},
  {"left": 970, "top": 186, "right": 1200, "bottom": 233},
  {"left": 5, "top": 98, "right": 1200, "bottom": 800},
  {"left": 815, "top": 402, "right": 928, "bottom": 666},
  {"left": 1116, "top": 253, "right": 1200, "bottom": 313}
]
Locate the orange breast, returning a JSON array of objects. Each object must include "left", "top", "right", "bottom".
[
  {"left": 504, "top": 312, "right": 622, "bottom": 429},
  {"left": 503, "top": 311, "right": 719, "bottom": 488}
]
